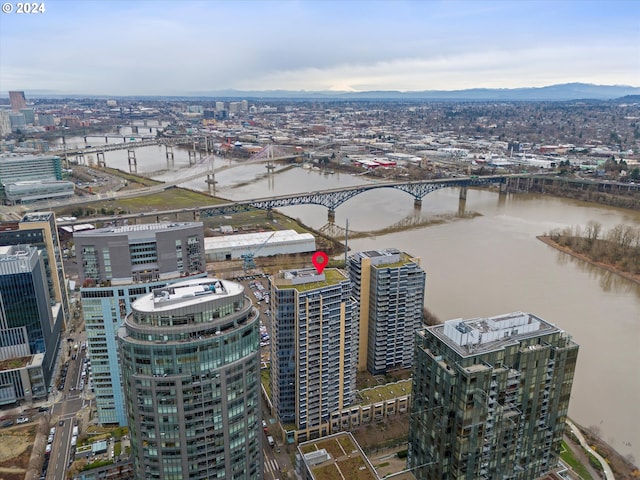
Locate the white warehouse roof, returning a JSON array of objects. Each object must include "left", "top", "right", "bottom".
[{"left": 204, "top": 229, "right": 316, "bottom": 261}]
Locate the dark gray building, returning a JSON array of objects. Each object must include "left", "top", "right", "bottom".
[
  {"left": 408, "top": 312, "right": 579, "bottom": 480},
  {"left": 118, "top": 277, "right": 262, "bottom": 479},
  {"left": 74, "top": 222, "right": 205, "bottom": 286}
]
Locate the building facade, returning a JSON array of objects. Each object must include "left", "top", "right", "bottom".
[
  {"left": 408, "top": 312, "right": 579, "bottom": 480},
  {"left": 74, "top": 222, "right": 204, "bottom": 286},
  {"left": 348, "top": 249, "right": 425, "bottom": 374},
  {"left": 9, "top": 91, "right": 27, "bottom": 111},
  {"left": 0, "top": 245, "right": 63, "bottom": 402},
  {"left": 0, "top": 155, "right": 74, "bottom": 204},
  {"left": 75, "top": 222, "right": 206, "bottom": 426},
  {"left": 270, "top": 268, "right": 357, "bottom": 444},
  {"left": 0, "top": 212, "right": 70, "bottom": 324},
  {"left": 118, "top": 278, "right": 262, "bottom": 480}
]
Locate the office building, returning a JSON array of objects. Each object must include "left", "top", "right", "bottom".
[
  {"left": 0, "top": 155, "right": 74, "bottom": 204},
  {"left": 0, "top": 212, "right": 70, "bottom": 324},
  {"left": 118, "top": 277, "right": 262, "bottom": 480},
  {"left": 75, "top": 222, "right": 206, "bottom": 425},
  {"left": 270, "top": 268, "right": 357, "bottom": 443},
  {"left": 0, "top": 244, "right": 63, "bottom": 403},
  {"left": 348, "top": 249, "right": 425, "bottom": 374},
  {"left": 74, "top": 222, "right": 204, "bottom": 286},
  {"left": 9, "top": 91, "right": 27, "bottom": 111},
  {"left": 408, "top": 312, "right": 579, "bottom": 480}
]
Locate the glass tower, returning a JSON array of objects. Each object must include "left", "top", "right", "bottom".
[
  {"left": 408, "top": 312, "right": 579, "bottom": 480},
  {"left": 118, "top": 278, "right": 262, "bottom": 480},
  {"left": 348, "top": 248, "right": 426, "bottom": 374}
]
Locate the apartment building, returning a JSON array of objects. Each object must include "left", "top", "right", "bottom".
[
  {"left": 270, "top": 268, "right": 358, "bottom": 444},
  {"left": 118, "top": 278, "right": 262, "bottom": 479},
  {"left": 408, "top": 312, "right": 579, "bottom": 480},
  {"left": 348, "top": 248, "right": 425, "bottom": 374}
]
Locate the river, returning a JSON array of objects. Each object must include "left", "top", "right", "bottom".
[
  {"left": 52, "top": 135, "right": 640, "bottom": 461},
  {"left": 219, "top": 167, "right": 640, "bottom": 462}
]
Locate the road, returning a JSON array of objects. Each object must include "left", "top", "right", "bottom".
[{"left": 46, "top": 343, "right": 89, "bottom": 480}]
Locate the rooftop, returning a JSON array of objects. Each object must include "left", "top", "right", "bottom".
[
  {"left": 357, "top": 379, "right": 412, "bottom": 405},
  {"left": 204, "top": 229, "right": 314, "bottom": 249},
  {"left": 274, "top": 268, "right": 348, "bottom": 292},
  {"left": 298, "top": 432, "right": 378, "bottom": 480},
  {"left": 73, "top": 221, "right": 202, "bottom": 239},
  {"left": 432, "top": 311, "right": 561, "bottom": 357},
  {"left": 132, "top": 278, "right": 242, "bottom": 313}
]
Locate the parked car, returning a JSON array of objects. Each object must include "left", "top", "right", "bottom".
[{"left": 16, "top": 417, "right": 29, "bottom": 424}]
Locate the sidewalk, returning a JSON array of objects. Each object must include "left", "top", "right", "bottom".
[{"left": 566, "top": 419, "right": 615, "bottom": 480}]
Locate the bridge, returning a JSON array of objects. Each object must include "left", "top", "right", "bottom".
[{"left": 57, "top": 175, "right": 510, "bottom": 226}]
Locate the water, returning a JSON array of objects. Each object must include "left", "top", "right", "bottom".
[
  {"left": 217, "top": 167, "right": 640, "bottom": 461},
  {"left": 49, "top": 137, "right": 640, "bottom": 460}
]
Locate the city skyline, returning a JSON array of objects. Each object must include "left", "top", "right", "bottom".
[{"left": 1, "top": 0, "right": 639, "bottom": 96}]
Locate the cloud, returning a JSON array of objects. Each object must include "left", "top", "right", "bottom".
[{"left": 1, "top": 0, "right": 638, "bottom": 94}]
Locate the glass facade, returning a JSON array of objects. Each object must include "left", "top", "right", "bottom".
[
  {"left": 348, "top": 249, "right": 426, "bottom": 375},
  {"left": 118, "top": 278, "right": 262, "bottom": 480},
  {"left": 407, "top": 313, "right": 579, "bottom": 480},
  {"left": 0, "top": 244, "right": 61, "bottom": 396},
  {"left": 82, "top": 275, "right": 207, "bottom": 426}
]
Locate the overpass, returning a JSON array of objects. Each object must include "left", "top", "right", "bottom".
[{"left": 57, "top": 175, "right": 510, "bottom": 226}]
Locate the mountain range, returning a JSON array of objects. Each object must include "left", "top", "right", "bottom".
[{"left": 14, "top": 83, "right": 640, "bottom": 101}]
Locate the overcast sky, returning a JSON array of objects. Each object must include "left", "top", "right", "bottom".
[{"left": 1, "top": 0, "right": 638, "bottom": 96}]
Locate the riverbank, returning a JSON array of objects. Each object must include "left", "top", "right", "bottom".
[{"left": 537, "top": 236, "right": 640, "bottom": 286}]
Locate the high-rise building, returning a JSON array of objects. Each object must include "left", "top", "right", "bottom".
[
  {"left": 0, "top": 244, "right": 63, "bottom": 402},
  {"left": 408, "top": 312, "right": 579, "bottom": 480},
  {"left": 75, "top": 222, "right": 206, "bottom": 425},
  {"left": 270, "top": 268, "right": 357, "bottom": 444},
  {"left": 9, "top": 91, "right": 26, "bottom": 111},
  {"left": 348, "top": 248, "right": 425, "bottom": 374},
  {"left": 118, "top": 277, "right": 262, "bottom": 480},
  {"left": 0, "top": 212, "right": 70, "bottom": 324},
  {"left": 0, "top": 110, "right": 11, "bottom": 136}
]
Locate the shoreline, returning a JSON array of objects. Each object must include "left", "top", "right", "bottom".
[{"left": 536, "top": 235, "right": 640, "bottom": 286}]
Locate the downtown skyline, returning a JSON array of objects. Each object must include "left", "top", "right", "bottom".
[{"left": 0, "top": 0, "right": 639, "bottom": 96}]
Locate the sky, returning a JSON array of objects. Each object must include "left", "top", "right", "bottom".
[{"left": 0, "top": 0, "right": 639, "bottom": 96}]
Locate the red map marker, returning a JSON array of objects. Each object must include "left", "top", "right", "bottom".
[{"left": 311, "top": 251, "right": 329, "bottom": 274}]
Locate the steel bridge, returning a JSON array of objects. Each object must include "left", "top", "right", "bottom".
[
  {"left": 56, "top": 175, "right": 510, "bottom": 227},
  {"left": 197, "top": 175, "right": 507, "bottom": 221}
]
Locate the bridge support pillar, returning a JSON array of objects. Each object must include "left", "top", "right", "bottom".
[
  {"left": 84, "top": 136, "right": 88, "bottom": 142},
  {"left": 266, "top": 160, "right": 275, "bottom": 171},
  {"left": 459, "top": 186, "right": 467, "bottom": 200},
  {"left": 266, "top": 208, "right": 273, "bottom": 220},
  {"left": 206, "top": 174, "right": 217, "bottom": 195},
  {"left": 414, "top": 198, "right": 422, "bottom": 209},
  {"left": 327, "top": 209, "right": 335, "bottom": 223},
  {"left": 105, "top": 136, "right": 109, "bottom": 143},
  {"left": 499, "top": 182, "right": 507, "bottom": 194},
  {"left": 458, "top": 197, "right": 467, "bottom": 217},
  {"left": 188, "top": 150, "right": 197, "bottom": 165},
  {"left": 96, "top": 151, "right": 106, "bottom": 168},
  {"left": 165, "top": 144, "right": 174, "bottom": 164},
  {"left": 75, "top": 153, "right": 85, "bottom": 166},
  {"left": 128, "top": 149, "right": 137, "bottom": 174}
]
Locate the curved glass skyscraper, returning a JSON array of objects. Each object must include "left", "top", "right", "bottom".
[{"left": 118, "top": 278, "right": 262, "bottom": 480}]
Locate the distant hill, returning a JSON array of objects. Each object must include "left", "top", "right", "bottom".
[
  {"left": 183, "top": 83, "right": 640, "bottom": 101},
  {"left": 15, "top": 83, "right": 640, "bottom": 101}
]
